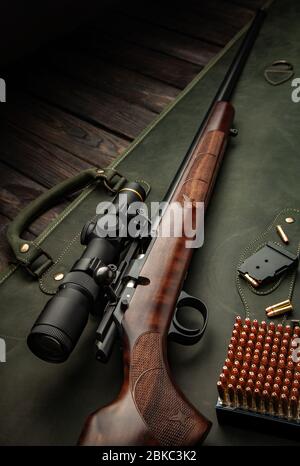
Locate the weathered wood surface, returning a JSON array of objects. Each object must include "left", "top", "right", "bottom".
[
  {"left": 0, "top": 161, "right": 65, "bottom": 236},
  {"left": 60, "top": 36, "right": 202, "bottom": 89},
  {"left": 19, "top": 70, "right": 157, "bottom": 139},
  {"left": 117, "top": 2, "right": 241, "bottom": 46},
  {"left": 0, "top": 0, "right": 261, "bottom": 271},
  {"left": 4, "top": 93, "right": 129, "bottom": 165},
  {"left": 39, "top": 55, "right": 180, "bottom": 113}
]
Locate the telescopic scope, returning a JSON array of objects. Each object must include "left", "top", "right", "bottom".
[{"left": 27, "top": 181, "right": 146, "bottom": 363}]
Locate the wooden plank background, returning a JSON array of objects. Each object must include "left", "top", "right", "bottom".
[{"left": 0, "top": 0, "right": 265, "bottom": 271}]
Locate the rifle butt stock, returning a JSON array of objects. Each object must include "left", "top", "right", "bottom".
[{"left": 78, "top": 329, "right": 211, "bottom": 446}]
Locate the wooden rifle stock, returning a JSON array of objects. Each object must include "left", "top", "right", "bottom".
[
  {"left": 78, "top": 101, "right": 234, "bottom": 446},
  {"left": 78, "top": 6, "right": 266, "bottom": 445}
]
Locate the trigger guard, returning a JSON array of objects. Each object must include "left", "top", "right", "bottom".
[{"left": 168, "top": 291, "right": 208, "bottom": 345}]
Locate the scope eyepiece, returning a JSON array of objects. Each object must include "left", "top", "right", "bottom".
[
  {"left": 27, "top": 286, "right": 91, "bottom": 363},
  {"left": 27, "top": 327, "right": 72, "bottom": 363}
]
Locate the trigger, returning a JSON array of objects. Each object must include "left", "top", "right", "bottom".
[{"left": 168, "top": 291, "right": 208, "bottom": 345}]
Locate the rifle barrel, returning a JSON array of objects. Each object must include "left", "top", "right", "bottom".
[
  {"left": 216, "top": 8, "right": 266, "bottom": 102},
  {"left": 164, "top": 8, "right": 266, "bottom": 204}
]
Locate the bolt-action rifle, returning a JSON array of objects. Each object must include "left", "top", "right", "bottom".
[{"left": 27, "top": 8, "right": 266, "bottom": 446}]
